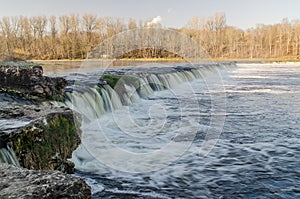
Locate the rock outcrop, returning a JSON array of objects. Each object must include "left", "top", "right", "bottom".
[
  {"left": 0, "top": 104, "right": 81, "bottom": 173},
  {"left": 0, "top": 61, "right": 91, "bottom": 197},
  {"left": 0, "top": 61, "right": 80, "bottom": 173},
  {"left": 0, "top": 61, "right": 67, "bottom": 101},
  {"left": 0, "top": 163, "right": 91, "bottom": 199}
]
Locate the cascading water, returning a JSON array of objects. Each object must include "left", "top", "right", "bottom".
[
  {"left": 64, "top": 65, "right": 207, "bottom": 121},
  {"left": 62, "top": 63, "right": 227, "bottom": 194},
  {"left": 62, "top": 62, "right": 250, "bottom": 198},
  {"left": 0, "top": 138, "right": 20, "bottom": 166},
  {"left": 63, "top": 62, "right": 300, "bottom": 198}
]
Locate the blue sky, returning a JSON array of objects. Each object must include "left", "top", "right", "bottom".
[{"left": 1, "top": 0, "right": 300, "bottom": 29}]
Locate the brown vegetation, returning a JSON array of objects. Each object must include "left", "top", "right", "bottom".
[{"left": 0, "top": 13, "right": 300, "bottom": 60}]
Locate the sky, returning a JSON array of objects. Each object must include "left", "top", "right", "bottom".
[{"left": 1, "top": 0, "right": 300, "bottom": 30}]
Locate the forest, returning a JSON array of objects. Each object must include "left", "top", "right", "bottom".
[{"left": 1, "top": 13, "right": 300, "bottom": 60}]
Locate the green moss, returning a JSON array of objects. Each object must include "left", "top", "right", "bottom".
[
  {"left": 39, "top": 114, "right": 77, "bottom": 169},
  {"left": 0, "top": 88, "right": 23, "bottom": 97},
  {"left": 8, "top": 112, "right": 79, "bottom": 170},
  {"left": 101, "top": 74, "right": 140, "bottom": 89},
  {"left": 102, "top": 74, "right": 121, "bottom": 88}
]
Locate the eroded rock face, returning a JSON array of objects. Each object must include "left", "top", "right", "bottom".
[
  {"left": 0, "top": 105, "right": 81, "bottom": 173},
  {"left": 0, "top": 62, "right": 80, "bottom": 173},
  {"left": 0, "top": 163, "right": 91, "bottom": 199},
  {"left": 0, "top": 62, "right": 67, "bottom": 101}
]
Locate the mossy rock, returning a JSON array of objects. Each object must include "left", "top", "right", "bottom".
[
  {"left": 101, "top": 74, "right": 140, "bottom": 89},
  {"left": 101, "top": 74, "right": 121, "bottom": 88},
  {"left": 3, "top": 109, "right": 81, "bottom": 172},
  {"left": 99, "top": 74, "right": 141, "bottom": 105}
]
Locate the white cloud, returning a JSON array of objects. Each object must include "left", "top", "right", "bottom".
[{"left": 147, "top": 16, "right": 162, "bottom": 27}]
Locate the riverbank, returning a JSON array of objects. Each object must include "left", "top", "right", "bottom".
[{"left": 31, "top": 57, "right": 300, "bottom": 64}]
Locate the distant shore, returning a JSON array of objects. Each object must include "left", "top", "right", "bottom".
[{"left": 30, "top": 58, "right": 300, "bottom": 66}]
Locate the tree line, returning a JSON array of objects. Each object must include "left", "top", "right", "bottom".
[{"left": 1, "top": 13, "right": 300, "bottom": 60}]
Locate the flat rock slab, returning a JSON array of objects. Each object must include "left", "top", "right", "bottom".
[
  {"left": 0, "top": 102, "right": 60, "bottom": 133},
  {"left": 0, "top": 163, "right": 91, "bottom": 199}
]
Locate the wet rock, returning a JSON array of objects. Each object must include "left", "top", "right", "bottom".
[
  {"left": 0, "top": 108, "right": 25, "bottom": 119},
  {"left": 33, "top": 85, "right": 44, "bottom": 94},
  {"left": 101, "top": 74, "right": 121, "bottom": 88},
  {"left": 0, "top": 138, "right": 6, "bottom": 149},
  {"left": 0, "top": 163, "right": 91, "bottom": 199},
  {"left": 0, "top": 105, "right": 81, "bottom": 173},
  {"left": 32, "top": 65, "right": 43, "bottom": 76},
  {"left": 0, "top": 62, "right": 91, "bottom": 197}
]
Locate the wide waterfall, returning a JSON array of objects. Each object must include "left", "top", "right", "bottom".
[
  {"left": 0, "top": 138, "right": 20, "bottom": 166},
  {"left": 64, "top": 64, "right": 218, "bottom": 121},
  {"left": 58, "top": 61, "right": 300, "bottom": 198},
  {"left": 60, "top": 62, "right": 300, "bottom": 198},
  {"left": 63, "top": 62, "right": 230, "bottom": 174}
]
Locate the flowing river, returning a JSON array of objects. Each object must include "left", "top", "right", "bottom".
[{"left": 61, "top": 63, "right": 300, "bottom": 198}]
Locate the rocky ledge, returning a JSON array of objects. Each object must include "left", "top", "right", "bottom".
[
  {"left": 0, "top": 104, "right": 81, "bottom": 173},
  {"left": 0, "top": 61, "right": 67, "bottom": 101},
  {"left": 0, "top": 61, "right": 91, "bottom": 198},
  {"left": 0, "top": 163, "right": 91, "bottom": 199}
]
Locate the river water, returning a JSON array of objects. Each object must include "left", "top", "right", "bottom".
[{"left": 65, "top": 63, "right": 300, "bottom": 198}]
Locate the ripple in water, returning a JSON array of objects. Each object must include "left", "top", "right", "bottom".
[{"left": 73, "top": 64, "right": 300, "bottom": 198}]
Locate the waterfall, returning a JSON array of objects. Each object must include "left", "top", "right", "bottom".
[
  {"left": 0, "top": 138, "right": 20, "bottom": 166},
  {"left": 66, "top": 62, "right": 234, "bottom": 173},
  {"left": 64, "top": 63, "right": 233, "bottom": 119},
  {"left": 65, "top": 66, "right": 202, "bottom": 117}
]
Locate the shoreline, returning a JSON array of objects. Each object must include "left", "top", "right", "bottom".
[{"left": 30, "top": 58, "right": 300, "bottom": 64}]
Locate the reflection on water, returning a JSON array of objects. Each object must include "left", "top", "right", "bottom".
[
  {"left": 36, "top": 60, "right": 87, "bottom": 75},
  {"left": 69, "top": 63, "right": 300, "bottom": 198}
]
